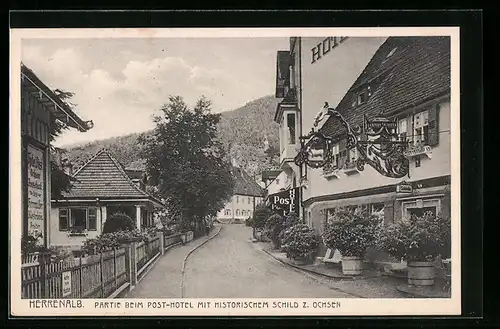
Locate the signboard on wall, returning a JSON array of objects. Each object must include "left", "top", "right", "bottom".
[
  {"left": 27, "top": 143, "right": 45, "bottom": 245},
  {"left": 267, "top": 187, "right": 300, "bottom": 217},
  {"left": 62, "top": 271, "right": 72, "bottom": 297}
]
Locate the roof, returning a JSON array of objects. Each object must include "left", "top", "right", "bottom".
[
  {"left": 57, "top": 148, "right": 164, "bottom": 206},
  {"left": 320, "top": 36, "right": 450, "bottom": 137},
  {"left": 232, "top": 167, "right": 264, "bottom": 197},
  {"left": 21, "top": 63, "right": 93, "bottom": 132},
  {"left": 261, "top": 170, "right": 282, "bottom": 182}
]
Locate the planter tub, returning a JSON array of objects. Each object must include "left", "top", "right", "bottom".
[
  {"left": 407, "top": 261, "right": 435, "bottom": 286},
  {"left": 292, "top": 257, "right": 310, "bottom": 266},
  {"left": 341, "top": 256, "right": 363, "bottom": 276}
]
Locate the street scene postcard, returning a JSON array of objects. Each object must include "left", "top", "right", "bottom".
[{"left": 10, "top": 26, "right": 461, "bottom": 317}]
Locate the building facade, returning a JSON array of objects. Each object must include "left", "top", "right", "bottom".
[
  {"left": 216, "top": 167, "right": 264, "bottom": 223},
  {"left": 274, "top": 36, "right": 451, "bottom": 267},
  {"left": 21, "top": 63, "right": 93, "bottom": 247},
  {"left": 50, "top": 148, "right": 164, "bottom": 249}
]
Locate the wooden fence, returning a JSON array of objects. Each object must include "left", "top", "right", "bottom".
[
  {"left": 164, "top": 233, "right": 182, "bottom": 249},
  {"left": 21, "top": 233, "right": 164, "bottom": 299}
]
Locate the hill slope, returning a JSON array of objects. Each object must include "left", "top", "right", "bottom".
[{"left": 64, "top": 95, "right": 280, "bottom": 179}]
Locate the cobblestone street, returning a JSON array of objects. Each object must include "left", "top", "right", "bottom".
[{"left": 183, "top": 224, "right": 354, "bottom": 298}]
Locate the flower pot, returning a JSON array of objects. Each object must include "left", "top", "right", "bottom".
[
  {"left": 407, "top": 261, "right": 435, "bottom": 286},
  {"left": 341, "top": 256, "right": 363, "bottom": 276},
  {"left": 292, "top": 257, "right": 310, "bottom": 265}
]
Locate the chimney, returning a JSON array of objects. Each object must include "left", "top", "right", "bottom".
[{"left": 61, "top": 158, "right": 73, "bottom": 176}]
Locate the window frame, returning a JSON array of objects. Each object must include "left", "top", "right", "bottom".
[
  {"left": 59, "top": 207, "right": 99, "bottom": 232},
  {"left": 401, "top": 198, "right": 441, "bottom": 220}
]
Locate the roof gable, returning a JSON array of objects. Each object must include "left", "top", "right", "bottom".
[
  {"left": 232, "top": 167, "right": 264, "bottom": 197},
  {"left": 60, "top": 148, "right": 157, "bottom": 201},
  {"left": 320, "top": 36, "right": 451, "bottom": 137}
]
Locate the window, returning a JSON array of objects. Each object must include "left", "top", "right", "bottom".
[
  {"left": 236, "top": 196, "right": 239, "bottom": 203},
  {"left": 331, "top": 144, "right": 340, "bottom": 168},
  {"left": 287, "top": 113, "right": 296, "bottom": 144},
  {"left": 398, "top": 110, "right": 430, "bottom": 146},
  {"left": 402, "top": 198, "right": 440, "bottom": 220},
  {"left": 236, "top": 209, "right": 240, "bottom": 216},
  {"left": 225, "top": 209, "right": 231, "bottom": 216},
  {"left": 248, "top": 197, "right": 251, "bottom": 204},
  {"left": 357, "top": 91, "right": 367, "bottom": 105},
  {"left": 413, "top": 110, "right": 429, "bottom": 146},
  {"left": 59, "top": 207, "right": 98, "bottom": 232}
]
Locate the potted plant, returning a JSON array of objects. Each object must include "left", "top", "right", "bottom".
[
  {"left": 265, "top": 214, "right": 284, "bottom": 249},
  {"left": 378, "top": 211, "right": 451, "bottom": 286},
  {"left": 322, "top": 208, "right": 381, "bottom": 276},
  {"left": 281, "top": 224, "right": 320, "bottom": 265}
]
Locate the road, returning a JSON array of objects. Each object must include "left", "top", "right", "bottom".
[{"left": 183, "top": 224, "right": 353, "bottom": 298}]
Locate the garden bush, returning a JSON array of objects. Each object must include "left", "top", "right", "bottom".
[
  {"left": 82, "top": 230, "right": 155, "bottom": 255},
  {"left": 265, "top": 214, "right": 284, "bottom": 249},
  {"left": 102, "top": 212, "right": 136, "bottom": 234},
  {"left": 322, "top": 207, "right": 382, "bottom": 258},
  {"left": 281, "top": 224, "right": 320, "bottom": 260},
  {"left": 377, "top": 211, "right": 451, "bottom": 262}
]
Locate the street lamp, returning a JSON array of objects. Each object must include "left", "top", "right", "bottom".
[{"left": 294, "top": 102, "right": 410, "bottom": 179}]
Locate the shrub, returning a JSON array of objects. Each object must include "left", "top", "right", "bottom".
[
  {"left": 21, "top": 232, "right": 46, "bottom": 256},
  {"left": 278, "top": 213, "right": 301, "bottom": 244},
  {"left": 281, "top": 224, "right": 320, "bottom": 260},
  {"left": 102, "top": 212, "right": 136, "bottom": 234},
  {"left": 377, "top": 212, "right": 451, "bottom": 262},
  {"left": 82, "top": 230, "right": 156, "bottom": 255},
  {"left": 265, "top": 214, "right": 285, "bottom": 249},
  {"left": 252, "top": 204, "right": 272, "bottom": 230},
  {"left": 322, "top": 208, "right": 381, "bottom": 258}
]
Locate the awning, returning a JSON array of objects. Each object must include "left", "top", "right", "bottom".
[{"left": 21, "top": 63, "right": 93, "bottom": 132}]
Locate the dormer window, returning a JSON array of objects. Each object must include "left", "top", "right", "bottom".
[
  {"left": 386, "top": 47, "right": 398, "bottom": 59},
  {"left": 357, "top": 90, "right": 368, "bottom": 105}
]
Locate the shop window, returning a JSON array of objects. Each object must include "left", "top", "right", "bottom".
[
  {"left": 59, "top": 207, "right": 98, "bottom": 232},
  {"left": 287, "top": 113, "right": 296, "bottom": 144},
  {"left": 402, "top": 199, "right": 440, "bottom": 220}
]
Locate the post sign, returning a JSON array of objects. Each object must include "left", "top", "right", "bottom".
[
  {"left": 62, "top": 271, "right": 72, "bottom": 297},
  {"left": 396, "top": 181, "right": 413, "bottom": 193},
  {"left": 267, "top": 187, "right": 300, "bottom": 217},
  {"left": 27, "top": 144, "right": 45, "bottom": 245}
]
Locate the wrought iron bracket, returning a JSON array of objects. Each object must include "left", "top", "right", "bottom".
[{"left": 294, "top": 103, "right": 410, "bottom": 178}]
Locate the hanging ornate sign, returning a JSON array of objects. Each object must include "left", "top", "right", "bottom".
[
  {"left": 294, "top": 103, "right": 410, "bottom": 178},
  {"left": 267, "top": 187, "right": 300, "bottom": 217}
]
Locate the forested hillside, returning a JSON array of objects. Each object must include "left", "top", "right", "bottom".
[{"left": 64, "top": 95, "right": 281, "bottom": 179}]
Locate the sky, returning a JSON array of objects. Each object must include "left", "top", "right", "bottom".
[{"left": 21, "top": 37, "right": 289, "bottom": 147}]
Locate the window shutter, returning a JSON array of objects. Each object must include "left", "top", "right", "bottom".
[{"left": 428, "top": 105, "right": 440, "bottom": 146}]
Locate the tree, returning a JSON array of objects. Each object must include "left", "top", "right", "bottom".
[
  {"left": 139, "top": 96, "right": 235, "bottom": 236},
  {"left": 49, "top": 89, "right": 78, "bottom": 199},
  {"left": 102, "top": 213, "right": 136, "bottom": 234}
]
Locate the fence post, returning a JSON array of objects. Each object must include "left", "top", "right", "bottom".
[
  {"left": 113, "top": 249, "right": 117, "bottom": 291},
  {"left": 40, "top": 252, "right": 47, "bottom": 299},
  {"left": 159, "top": 231, "right": 165, "bottom": 255},
  {"left": 79, "top": 256, "right": 83, "bottom": 298},
  {"left": 128, "top": 242, "right": 138, "bottom": 288},
  {"left": 100, "top": 252, "right": 105, "bottom": 298}
]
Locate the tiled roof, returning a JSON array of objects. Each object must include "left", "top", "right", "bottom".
[
  {"left": 320, "top": 36, "right": 450, "bottom": 137},
  {"left": 232, "top": 167, "right": 264, "bottom": 197},
  {"left": 60, "top": 148, "right": 162, "bottom": 204}
]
